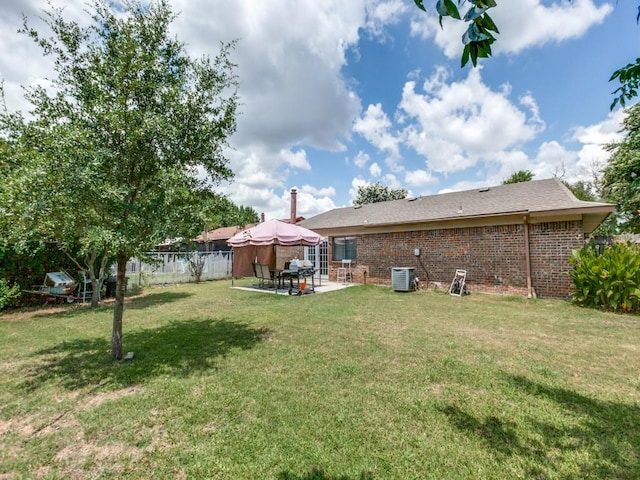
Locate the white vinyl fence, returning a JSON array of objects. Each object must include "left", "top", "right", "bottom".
[{"left": 124, "top": 251, "right": 233, "bottom": 287}]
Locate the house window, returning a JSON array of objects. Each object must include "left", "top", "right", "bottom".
[{"left": 332, "top": 236, "right": 356, "bottom": 261}]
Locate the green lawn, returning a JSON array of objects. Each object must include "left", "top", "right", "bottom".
[{"left": 1, "top": 281, "right": 639, "bottom": 479}]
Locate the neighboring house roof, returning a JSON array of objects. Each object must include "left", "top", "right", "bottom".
[
  {"left": 193, "top": 225, "right": 257, "bottom": 243},
  {"left": 283, "top": 216, "right": 305, "bottom": 224},
  {"left": 193, "top": 217, "right": 307, "bottom": 243},
  {"left": 300, "top": 178, "right": 614, "bottom": 235}
]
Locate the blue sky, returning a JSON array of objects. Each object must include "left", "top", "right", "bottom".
[{"left": 1, "top": 1, "right": 637, "bottom": 220}]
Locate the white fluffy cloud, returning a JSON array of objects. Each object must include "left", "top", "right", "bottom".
[
  {"left": 410, "top": 0, "right": 612, "bottom": 59},
  {"left": 531, "top": 141, "right": 579, "bottom": 179},
  {"left": 405, "top": 169, "right": 437, "bottom": 188},
  {"left": 218, "top": 145, "right": 328, "bottom": 218},
  {"left": 0, "top": 1, "right": 88, "bottom": 113},
  {"left": 1, "top": 0, "right": 625, "bottom": 221},
  {"left": 2, "top": 0, "right": 393, "bottom": 219},
  {"left": 352, "top": 103, "right": 401, "bottom": 159},
  {"left": 353, "top": 60, "right": 627, "bottom": 197},
  {"left": 171, "top": 0, "right": 364, "bottom": 152},
  {"left": 364, "top": 0, "right": 410, "bottom": 37},
  {"left": 572, "top": 109, "right": 625, "bottom": 145},
  {"left": 571, "top": 109, "right": 626, "bottom": 180},
  {"left": 353, "top": 151, "right": 371, "bottom": 168},
  {"left": 440, "top": 109, "right": 626, "bottom": 195},
  {"left": 398, "top": 67, "right": 544, "bottom": 173}
]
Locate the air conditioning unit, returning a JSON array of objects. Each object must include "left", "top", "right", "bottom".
[{"left": 392, "top": 267, "right": 415, "bottom": 292}]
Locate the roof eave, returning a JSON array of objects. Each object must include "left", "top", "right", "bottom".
[
  {"left": 361, "top": 210, "right": 532, "bottom": 229},
  {"left": 528, "top": 205, "right": 615, "bottom": 218}
]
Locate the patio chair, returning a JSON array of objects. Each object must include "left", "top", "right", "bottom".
[{"left": 253, "top": 263, "right": 273, "bottom": 289}]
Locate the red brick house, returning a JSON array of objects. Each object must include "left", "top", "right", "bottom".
[{"left": 299, "top": 178, "right": 614, "bottom": 298}]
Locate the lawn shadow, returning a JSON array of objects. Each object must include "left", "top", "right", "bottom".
[
  {"left": 12, "top": 290, "right": 194, "bottom": 321},
  {"left": 438, "top": 405, "right": 521, "bottom": 457},
  {"left": 121, "top": 290, "right": 195, "bottom": 310},
  {"left": 439, "top": 373, "right": 640, "bottom": 479},
  {"left": 21, "top": 317, "right": 269, "bottom": 391},
  {"left": 279, "top": 467, "right": 374, "bottom": 480}
]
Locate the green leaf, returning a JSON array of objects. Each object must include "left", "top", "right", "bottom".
[
  {"left": 475, "top": 0, "right": 498, "bottom": 7},
  {"left": 470, "top": 43, "right": 479, "bottom": 67},
  {"left": 461, "top": 44, "right": 470, "bottom": 68},
  {"left": 480, "top": 13, "right": 500, "bottom": 33},
  {"left": 436, "top": 0, "right": 448, "bottom": 17},
  {"left": 413, "top": 0, "right": 427, "bottom": 12},
  {"left": 476, "top": 40, "right": 492, "bottom": 59},
  {"left": 436, "top": 0, "right": 461, "bottom": 19},
  {"left": 463, "top": 6, "right": 488, "bottom": 21},
  {"left": 462, "top": 24, "right": 493, "bottom": 44}
]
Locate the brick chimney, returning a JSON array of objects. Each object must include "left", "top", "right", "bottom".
[
  {"left": 290, "top": 188, "right": 297, "bottom": 224},
  {"left": 260, "top": 212, "right": 265, "bottom": 223}
]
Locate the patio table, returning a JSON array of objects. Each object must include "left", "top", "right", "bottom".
[{"left": 277, "top": 268, "right": 315, "bottom": 295}]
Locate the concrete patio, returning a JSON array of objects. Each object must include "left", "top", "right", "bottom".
[{"left": 231, "top": 280, "right": 355, "bottom": 295}]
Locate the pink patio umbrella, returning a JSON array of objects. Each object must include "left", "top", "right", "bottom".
[
  {"left": 227, "top": 219, "right": 324, "bottom": 247},
  {"left": 227, "top": 219, "right": 325, "bottom": 281}
]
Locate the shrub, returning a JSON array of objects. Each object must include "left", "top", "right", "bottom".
[
  {"left": 0, "top": 279, "right": 21, "bottom": 312},
  {"left": 0, "top": 243, "right": 78, "bottom": 307},
  {"left": 188, "top": 253, "right": 206, "bottom": 283},
  {"left": 568, "top": 242, "right": 640, "bottom": 312}
]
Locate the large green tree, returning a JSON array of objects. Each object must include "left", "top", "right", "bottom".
[
  {"left": 1, "top": 0, "right": 238, "bottom": 359},
  {"left": 502, "top": 169, "right": 534, "bottom": 184},
  {"left": 565, "top": 180, "right": 598, "bottom": 202},
  {"left": 414, "top": 1, "right": 640, "bottom": 109},
  {"left": 191, "top": 192, "right": 258, "bottom": 253},
  {"left": 353, "top": 181, "right": 408, "bottom": 206},
  {"left": 601, "top": 103, "right": 640, "bottom": 233},
  {"left": 200, "top": 193, "right": 259, "bottom": 231}
]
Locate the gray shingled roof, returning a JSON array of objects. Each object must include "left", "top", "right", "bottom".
[{"left": 300, "top": 178, "right": 614, "bottom": 230}]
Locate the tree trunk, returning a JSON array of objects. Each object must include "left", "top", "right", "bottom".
[
  {"left": 111, "top": 252, "right": 128, "bottom": 360},
  {"left": 92, "top": 251, "right": 110, "bottom": 308},
  {"left": 89, "top": 269, "right": 100, "bottom": 308},
  {"left": 86, "top": 251, "right": 100, "bottom": 308}
]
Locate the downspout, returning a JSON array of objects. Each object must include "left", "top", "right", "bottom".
[{"left": 523, "top": 215, "right": 535, "bottom": 299}]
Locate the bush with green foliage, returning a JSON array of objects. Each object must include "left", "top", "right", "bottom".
[
  {"left": 0, "top": 243, "right": 77, "bottom": 307},
  {"left": 0, "top": 279, "right": 21, "bottom": 311},
  {"left": 568, "top": 242, "right": 640, "bottom": 313}
]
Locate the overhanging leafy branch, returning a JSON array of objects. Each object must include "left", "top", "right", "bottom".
[{"left": 414, "top": 0, "right": 499, "bottom": 67}]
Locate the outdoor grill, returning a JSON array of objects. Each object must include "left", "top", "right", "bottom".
[
  {"left": 43, "top": 271, "right": 77, "bottom": 295},
  {"left": 281, "top": 260, "right": 316, "bottom": 295},
  {"left": 23, "top": 269, "right": 80, "bottom": 304},
  {"left": 296, "top": 267, "right": 315, "bottom": 277}
]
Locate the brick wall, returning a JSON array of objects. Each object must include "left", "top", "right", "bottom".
[
  {"left": 275, "top": 245, "right": 305, "bottom": 269},
  {"left": 328, "top": 220, "right": 583, "bottom": 298},
  {"left": 328, "top": 261, "right": 368, "bottom": 285},
  {"left": 528, "top": 221, "right": 584, "bottom": 299}
]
